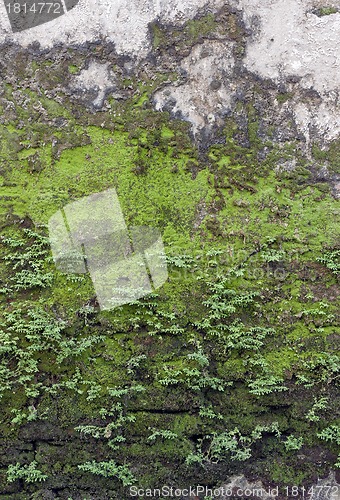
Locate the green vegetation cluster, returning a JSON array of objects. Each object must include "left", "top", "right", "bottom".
[{"left": 0, "top": 21, "right": 339, "bottom": 498}]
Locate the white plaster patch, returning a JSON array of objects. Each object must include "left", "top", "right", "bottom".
[
  {"left": 154, "top": 40, "right": 235, "bottom": 135},
  {"left": 294, "top": 98, "right": 340, "bottom": 145},
  {"left": 0, "top": 0, "right": 224, "bottom": 56},
  {"left": 239, "top": 0, "right": 340, "bottom": 96},
  {"left": 70, "top": 60, "right": 116, "bottom": 107},
  {"left": 237, "top": 0, "right": 340, "bottom": 141}
]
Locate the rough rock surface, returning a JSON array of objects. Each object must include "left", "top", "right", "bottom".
[
  {"left": 0, "top": 0, "right": 339, "bottom": 498},
  {"left": 154, "top": 40, "right": 235, "bottom": 135},
  {"left": 1, "top": 0, "right": 340, "bottom": 144}
]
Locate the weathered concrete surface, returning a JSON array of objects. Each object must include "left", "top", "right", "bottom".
[
  {"left": 239, "top": 0, "right": 340, "bottom": 93},
  {"left": 1, "top": 0, "right": 340, "bottom": 144},
  {"left": 0, "top": 0, "right": 225, "bottom": 54},
  {"left": 0, "top": 2, "right": 339, "bottom": 498},
  {"left": 154, "top": 40, "right": 235, "bottom": 135},
  {"left": 70, "top": 60, "right": 118, "bottom": 108},
  {"left": 311, "top": 471, "right": 340, "bottom": 500},
  {"left": 237, "top": 0, "right": 340, "bottom": 142}
]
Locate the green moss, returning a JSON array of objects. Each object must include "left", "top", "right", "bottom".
[
  {"left": 68, "top": 64, "right": 79, "bottom": 74},
  {"left": 277, "top": 92, "right": 293, "bottom": 104},
  {"left": 0, "top": 47, "right": 339, "bottom": 495},
  {"left": 316, "top": 6, "right": 338, "bottom": 16},
  {"left": 150, "top": 14, "right": 218, "bottom": 51},
  {"left": 269, "top": 460, "right": 311, "bottom": 485},
  {"left": 312, "top": 138, "right": 340, "bottom": 173}
]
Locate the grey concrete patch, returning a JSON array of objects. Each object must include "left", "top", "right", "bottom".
[
  {"left": 309, "top": 471, "right": 340, "bottom": 500},
  {"left": 238, "top": 0, "right": 340, "bottom": 142},
  {"left": 154, "top": 40, "right": 235, "bottom": 135},
  {"left": 294, "top": 99, "right": 340, "bottom": 145},
  {"left": 216, "top": 475, "right": 277, "bottom": 499},
  {"left": 70, "top": 60, "right": 117, "bottom": 108},
  {"left": 238, "top": 0, "right": 340, "bottom": 94},
  {"left": 215, "top": 472, "right": 340, "bottom": 500}
]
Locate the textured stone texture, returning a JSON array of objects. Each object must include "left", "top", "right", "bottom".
[{"left": 1, "top": 0, "right": 340, "bottom": 144}]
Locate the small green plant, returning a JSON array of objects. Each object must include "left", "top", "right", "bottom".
[
  {"left": 187, "top": 423, "right": 281, "bottom": 464},
  {"left": 68, "top": 64, "right": 79, "bottom": 74},
  {"left": 76, "top": 384, "right": 145, "bottom": 464},
  {"left": 0, "top": 304, "right": 103, "bottom": 400},
  {"left": 317, "top": 425, "right": 340, "bottom": 468},
  {"left": 247, "top": 374, "right": 288, "bottom": 395},
  {"left": 305, "top": 396, "right": 329, "bottom": 422},
  {"left": 299, "top": 301, "right": 335, "bottom": 324},
  {"left": 316, "top": 7, "right": 338, "bottom": 16},
  {"left": 185, "top": 452, "right": 204, "bottom": 465},
  {"left": 299, "top": 353, "right": 340, "bottom": 385},
  {"left": 147, "top": 428, "right": 178, "bottom": 442},
  {"left": 284, "top": 435, "right": 304, "bottom": 451},
  {"left": 317, "top": 249, "right": 339, "bottom": 276},
  {"left": 261, "top": 249, "right": 285, "bottom": 263},
  {"left": 7, "top": 461, "right": 48, "bottom": 483},
  {"left": 78, "top": 460, "right": 135, "bottom": 486},
  {"left": 199, "top": 405, "right": 223, "bottom": 420},
  {"left": 158, "top": 362, "right": 226, "bottom": 392},
  {"left": 317, "top": 425, "right": 340, "bottom": 445},
  {"left": 224, "top": 321, "right": 274, "bottom": 351},
  {"left": 0, "top": 229, "right": 53, "bottom": 293},
  {"left": 165, "top": 253, "right": 195, "bottom": 269},
  {"left": 126, "top": 354, "right": 147, "bottom": 374},
  {"left": 194, "top": 277, "right": 258, "bottom": 339},
  {"left": 245, "top": 356, "right": 288, "bottom": 395},
  {"left": 10, "top": 405, "right": 49, "bottom": 425}
]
